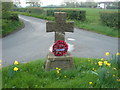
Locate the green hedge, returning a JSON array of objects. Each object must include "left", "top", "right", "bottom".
[
  {"left": 12, "top": 8, "right": 28, "bottom": 12},
  {"left": 2, "top": 11, "right": 19, "bottom": 21},
  {"left": 46, "top": 9, "right": 86, "bottom": 21},
  {"left": 100, "top": 11, "right": 119, "bottom": 29},
  {"left": 13, "top": 7, "right": 44, "bottom": 14}
]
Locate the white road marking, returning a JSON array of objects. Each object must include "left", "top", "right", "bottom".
[
  {"left": 49, "top": 43, "right": 74, "bottom": 52},
  {"left": 19, "top": 17, "right": 30, "bottom": 22},
  {"left": 67, "top": 38, "right": 75, "bottom": 41}
]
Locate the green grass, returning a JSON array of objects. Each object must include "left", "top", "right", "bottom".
[
  {"left": 14, "top": 7, "right": 119, "bottom": 37},
  {"left": 2, "top": 19, "right": 24, "bottom": 37},
  {"left": 2, "top": 56, "right": 120, "bottom": 88}
]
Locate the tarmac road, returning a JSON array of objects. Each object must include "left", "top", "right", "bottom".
[{"left": 2, "top": 15, "right": 119, "bottom": 66}]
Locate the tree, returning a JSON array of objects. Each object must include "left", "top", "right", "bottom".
[
  {"left": 26, "top": 0, "right": 41, "bottom": 7},
  {"left": 2, "top": 2, "right": 13, "bottom": 12}
]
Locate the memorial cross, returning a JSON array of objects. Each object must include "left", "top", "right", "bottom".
[{"left": 46, "top": 12, "right": 74, "bottom": 42}]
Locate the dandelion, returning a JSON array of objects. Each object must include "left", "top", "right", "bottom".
[
  {"left": 116, "top": 52, "right": 120, "bottom": 56},
  {"left": 103, "top": 61, "right": 108, "bottom": 65},
  {"left": 113, "top": 75, "right": 115, "bottom": 77},
  {"left": 92, "top": 68, "right": 95, "bottom": 70},
  {"left": 98, "top": 61, "right": 103, "bottom": 66},
  {"left": 56, "top": 70, "right": 59, "bottom": 74},
  {"left": 106, "top": 63, "right": 111, "bottom": 67},
  {"left": 0, "top": 64, "right": 1, "bottom": 66},
  {"left": 56, "top": 67, "right": 59, "bottom": 69},
  {"left": 64, "top": 76, "right": 67, "bottom": 78},
  {"left": 13, "top": 67, "right": 19, "bottom": 71},
  {"left": 59, "top": 68, "right": 61, "bottom": 70},
  {"left": 0, "top": 60, "right": 2, "bottom": 62},
  {"left": 14, "top": 61, "right": 19, "bottom": 65},
  {"left": 101, "top": 58, "right": 104, "bottom": 61},
  {"left": 105, "top": 52, "right": 110, "bottom": 56},
  {"left": 88, "top": 60, "right": 90, "bottom": 62},
  {"left": 56, "top": 67, "right": 61, "bottom": 74},
  {"left": 89, "top": 82, "right": 93, "bottom": 84}
]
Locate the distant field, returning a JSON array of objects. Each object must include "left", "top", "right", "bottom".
[
  {"left": 45, "top": 8, "right": 117, "bottom": 24},
  {"left": 15, "top": 8, "right": 119, "bottom": 37}
]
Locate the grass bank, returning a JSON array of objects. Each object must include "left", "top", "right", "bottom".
[
  {"left": 2, "top": 19, "right": 24, "bottom": 37},
  {"left": 2, "top": 55, "right": 120, "bottom": 88},
  {"left": 14, "top": 8, "right": 119, "bottom": 37}
]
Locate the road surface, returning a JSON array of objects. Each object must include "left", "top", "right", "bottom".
[{"left": 2, "top": 15, "right": 118, "bottom": 66}]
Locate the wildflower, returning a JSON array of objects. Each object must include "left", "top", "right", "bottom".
[
  {"left": 113, "top": 75, "right": 115, "bottom": 77},
  {"left": 92, "top": 68, "right": 95, "bottom": 70},
  {"left": 106, "top": 63, "right": 111, "bottom": 67},
  {"left": 56, "top": 67, "right": 61, "bottom": 70},
  {"left": 14, "top": 61, "right": 19, "bottom": 65},
  {"left": 88, "top": 60, "right": 90, "bottom": 62},
  {"left": 89, "top": 82, "right": 93, "bottom": 84},
  {"left": 0, "top": 64, "right": 1, "bottom": 66},
  {"left": 56, "top": 67, "right": 59, "bottom": 69},
  {"left": 0, "top": 60, "right": 2, "bottom": 62},
  {"left": 13, "top": 67, "right": 19, "bottom": 71},
  {"left": 98, "top": 61, "right": 103, "bottom": 66},
  {"left": 103, "top": 61, "right": 108, "bottom": 65},
  {"left": 56, "top": 70, "right": 59, "bottom": 74},
  {"left": 101, "top": 58, "right": 104, "bottom": 61},
  {"left": 105, "top": 52, "right": 110, "bottom": 56},
  {"left": 116, "top": 52, "right": 120, "bottom": 56},
  {"left": 64, "top": 76, "right": 67, "bottom": 78}
]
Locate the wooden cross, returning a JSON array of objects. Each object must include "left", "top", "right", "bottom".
[{"left": 46, "top": 12, "right": 74, "bottom": 42}]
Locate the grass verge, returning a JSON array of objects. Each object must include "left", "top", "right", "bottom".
[
  {"left": 2, "top": 56, "right": 120, "bottom": 88},
  {"left": 2, "top": 19, "right": 24, "bottom": 37},
  {"left": 14, "top": 11, "right": 119, "bottom": 38}
]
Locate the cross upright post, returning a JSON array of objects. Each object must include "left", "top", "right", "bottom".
[
  {"left": 46, "top": 12, "right": 74, "bottom": 42},
  {"left": 45, "top": 12, "right": 75, "bottom": 70}
]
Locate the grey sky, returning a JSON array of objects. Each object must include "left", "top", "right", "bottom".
[{"left": 2, "top": 0, "right": 118, "bottom": 6}]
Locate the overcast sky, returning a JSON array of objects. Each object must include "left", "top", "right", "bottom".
[{"left": 16, "top": 0, "right": 117, "bottom": 7}]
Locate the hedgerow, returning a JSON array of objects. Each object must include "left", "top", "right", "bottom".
[
  {"left": 100, "top": 11, "right": 119, "bottom": 29},
  {"left": 46, "top": 9, "right": 86, "bottom": 21}
]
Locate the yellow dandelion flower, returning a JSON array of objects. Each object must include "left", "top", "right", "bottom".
[
  {"left": 56, "top": 70, "right": 59, "bottom": 74},
  {"left": 107, "top": 63, "right": 111, "bottom": 67},
  {"left": 88, "top": 60, "right": 90, "bottom": 62},
  {"left": 0, "top": 60, "right": 2, "bottom": 62},
  {"left": 56, "top": 67, "right": 59, "bottom": 69},
  {"left": 104, "top": 61, "right": 108, "bottom": 65},
  {"left": 0, "top": 64, "right": 2, "bottom": 66},
  {"left": 113, "top": 75, "right": 115, "bottom": 77},
  {"left": 59, "top": 68, "right": 61, "bottom": 70},
  {"left": 14, "top": 61, "right": 19, "bottom": 65},
  {"left": 13, "top": 67, "right": 19, "bottom": 71},
  {"left": 101, "top": 58, "right": 104, "bottom": 61},
  {"left": 98, "top": 61, "right": 103, "bottom": 66},
  {"left": 89, "top": 82, "right": 93, "bottom": 84},
  {"left": 64, "top": 76, "right": 67, "bottom": 78},
  {"left": 92, "top": 68, "right": 95, "bottom": 70},
  {"left": 105, "top": 52, "right": 110, "bottom": 56},
  {"left": 116, "top": 52, "right": 120, "bottom": 56}
]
